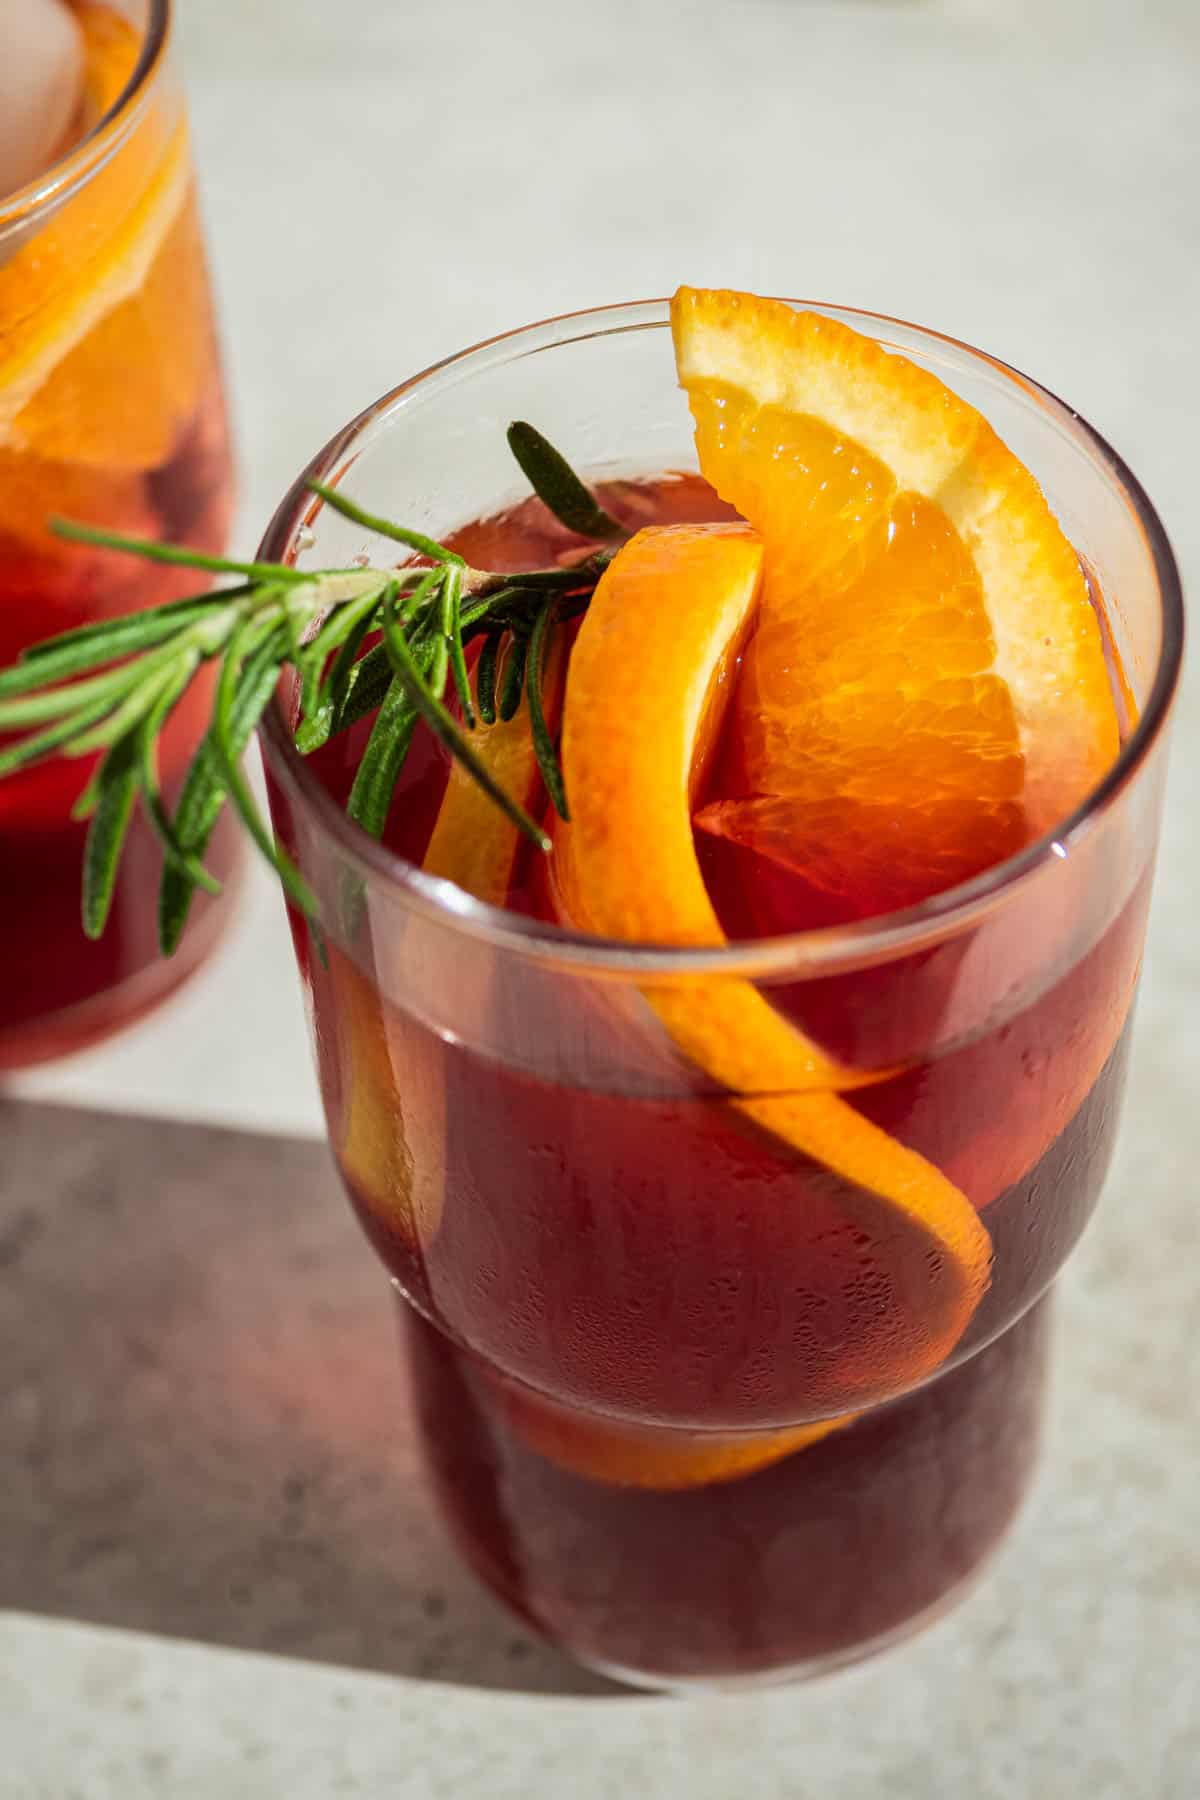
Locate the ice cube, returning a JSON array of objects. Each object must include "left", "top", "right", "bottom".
[{"left": 0, "top": 0, "right": 87, "bottom": 199}]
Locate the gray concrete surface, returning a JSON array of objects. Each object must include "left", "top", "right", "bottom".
[
  {"left": 3, "top": 0, "right": 1199, "bottom": 1793},
  {"left": 1, "top": 1080, "right": 1197, "bottom": 1794}
]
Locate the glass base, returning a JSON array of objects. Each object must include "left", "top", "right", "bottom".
[
  {"left": 403, "top": 1295, "right": 1051, "bottom": 1689},
  {"left": 438, "top": 1461, "right": 1018, "bottom": 1694},
  {"left": 571, "top": 1554, "right": 1001, "bottom": 1694}
]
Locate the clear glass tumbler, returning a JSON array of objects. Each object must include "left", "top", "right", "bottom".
[
  {"left": 0, "top": 0, "right": 237, "bottom": 1068},
  {"left": 257, "top": 301, "right": 1182, "bottom": 1688}
]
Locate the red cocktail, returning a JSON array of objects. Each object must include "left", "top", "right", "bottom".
[
  {"left": 258, "top": 298, "right": 1179, "bottom": 1685},
  {"left": 0, "top": 1, "right": 236, "bottom": 1066}
]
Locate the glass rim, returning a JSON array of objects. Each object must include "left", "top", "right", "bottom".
[
  {"left": 0, "top": 0, "right": 171, "bottom": 232},
  {"left": 258, "top": 296, "right": 1185, "bottom": 980}
]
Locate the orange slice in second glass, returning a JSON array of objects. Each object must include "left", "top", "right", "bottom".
[{"left": 0, "top": 4, "right": 207, "bottom": 473}]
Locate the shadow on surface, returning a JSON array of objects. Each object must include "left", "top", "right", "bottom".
[{"left": 0, "top": 1099, "right": 616, "bottom": 1696}]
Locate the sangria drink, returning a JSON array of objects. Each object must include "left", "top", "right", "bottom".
[
  {"left": 0, "top": 0, "right": 235, "bottom": 1067},
  {"left": 250, "top": 295, "right": 1180, "bottom": 1687}
]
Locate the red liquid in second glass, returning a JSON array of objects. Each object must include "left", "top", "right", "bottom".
[
  {"left": 0, "top": 383, "right": 237, "bottom": 1068},
  {"left": 287, "top": 475, "right": 1140, "bottom": 1683}
]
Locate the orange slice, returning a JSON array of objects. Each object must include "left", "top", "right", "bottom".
[
  {"left": 429, "top": 596, "right": 861, "bottom": 1492},
  {"left": 423, "top": 632, "right": 567, "bottom": 902},
  {"left": 497, "top": 1380, "right": 851, "bottom": 1491},
  {"left": 673, "top": 287, "right": 1120, "bottom": 918},
  {"left": 0, "top": 5, "right": 202, "bottom": 471},
  {"left": 552, "top": 524, "right": 992, "bottom": 1481},
  {"left": 329, "top": 946, "right": 444, "bottom": 1252}
]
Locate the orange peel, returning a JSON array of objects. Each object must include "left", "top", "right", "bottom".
[
  {"left": 0, "top": 5, "right": 203, "bottom": 471},
  {"left": 497, "top": 1381, "right": 852, "bottom": 1492},
  {"left": 548, "top": 523, "right": 992, "bottom": 1484}
]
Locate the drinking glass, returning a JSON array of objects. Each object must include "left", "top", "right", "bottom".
[
  {"left": 257, "top": 301, "right": 1181, "bottom": 1688},
  {"left": 0, "top": 0, "right": 237, "bottom": 1068}
]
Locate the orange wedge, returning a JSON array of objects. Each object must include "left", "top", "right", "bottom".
[
  {"left": 552, "top": 524, "right": 992, "bottom": 1480},
  {"left": 673, "top": 287, "right": 1120, "bottom": 917},
  {"left": 0, "top": 4, "right": 204, "bottom": 471}
]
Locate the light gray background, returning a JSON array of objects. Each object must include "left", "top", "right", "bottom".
[{"left": 4, "top": 0, "right": 1199, "bottom": 1794}]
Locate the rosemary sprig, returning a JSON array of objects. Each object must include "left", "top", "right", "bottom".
[
  {"left": 0, "top": 422, "right": 628, "bottom": 948},
  {"left": 507, "top": 422, "right": 625, "bottom": 541}
]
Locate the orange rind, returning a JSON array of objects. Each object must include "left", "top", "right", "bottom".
[
  {"left": 550, "top": 523, "right": 993, "bottom": 1483},
  {"left": 332, "top": 947, "right": 445, "bottom": 1253},
  {"left": 498, "top": 1382, "right": 855, "bottom": 1492}
]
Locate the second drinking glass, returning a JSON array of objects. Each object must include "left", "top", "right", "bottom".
[{"left": 0, "top": 0, "right": 236, "bottom": 1067}]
